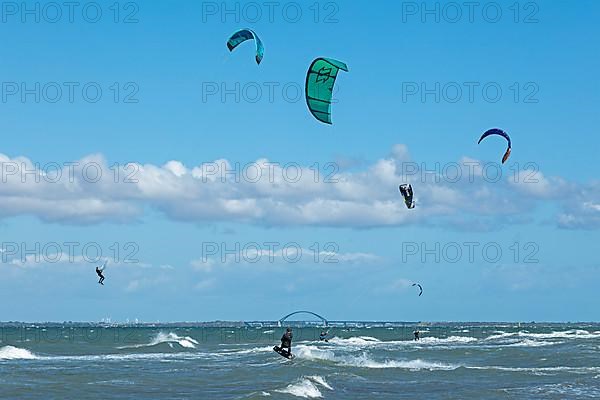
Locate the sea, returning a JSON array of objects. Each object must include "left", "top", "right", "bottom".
[{"left": 1, "top": 323, "right": 599, "bottom": 399}]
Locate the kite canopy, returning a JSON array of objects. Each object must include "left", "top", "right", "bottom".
[
  {"left": 412, "top": 283, "right": 423, "bottom": 297},
  {"left": 478, "top": 128, "right": 512, "bottom": 164},
  {"left": 226, "top": 29, "right": 264, "bottom": 65},
  {"left": 305, "top": 57, "right": 348, "bottom": 124}
]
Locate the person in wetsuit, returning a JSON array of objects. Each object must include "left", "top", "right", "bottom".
[
  {"left": 319, "top": 330, "right": 329, "bottom": 342},
  {"left": 413, "top": 330, "right": 420, "bottom": 341},
  {"left": 399, "top": 184, "right": 415, "bottom": 209},
  {"left": 280, "top": 327, "right": 293, "bottom": 354},
  {"left": 96, "top": 262, "right": 106, "bottom": 285}
]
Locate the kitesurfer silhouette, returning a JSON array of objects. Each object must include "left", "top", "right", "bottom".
[
  {"left": 96, "top": 262, "right": 106, "bottom": 285},
  {"left": 280, "top": 327, "right": 293, "bottom": 354},
  {"left": 319, "top": 330, "right": 329, "bottom": 342},
  {"left": 413, "top": 330, "right": 420, "bottom": 341}
]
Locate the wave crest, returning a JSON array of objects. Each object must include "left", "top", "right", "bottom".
[
  {"left": 118, "top": 332, "right": 199, "bottom": 350},
  {"left": 0, "top": 345, "right": 38, "bottom": 360},
  {"left": 275, "top": 376, "right": 332, "bottom": 398}
]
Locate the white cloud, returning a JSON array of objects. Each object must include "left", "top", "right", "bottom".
[
  {"left": 194, "top": 278, "right": 216, "bottom": 291},
  {"left": 190, "top": 258, "right": 215, "bottom": 272},
  {"left": 190, "top": 247, "right": 380, "bottom": 271},
  {"left": 0, "top": 147, "right": 598, "bottom": 230},
  {"left": 383, "top": 279, "right": 414, "bottom": 293}
]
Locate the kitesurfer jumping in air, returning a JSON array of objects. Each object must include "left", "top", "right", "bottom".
[
  {"left": 399, "top": 184, "right": 415, "bottom": 209},
  {"left": 280, "top": 327, "right": 293, "bottom": 354},
  {"left": 96, "top": 262, "right": 106, "bottom": 285}
]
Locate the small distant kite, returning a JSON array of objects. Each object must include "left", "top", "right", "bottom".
[
  {"left": 399, "top": 184, "right": 415, "bottom": 209},
  {"left": 305, "top": 57, "right": 348, "bottom": 124},
  {"left": 226, "top": 28, "right": 264, "bottom": 65},
  {"left": 412, "top": 283, "right": 423, "bottom": 297},
  {"left": 478, "top": 128, "right": 512, "bottom": 164}
]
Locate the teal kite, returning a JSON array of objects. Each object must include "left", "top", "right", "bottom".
[
  {"left": 305, "top": 58, "right": 348, "bottom": 124},
  {"left": 227, "top": 29, "right": 264, "bottom": 65}
]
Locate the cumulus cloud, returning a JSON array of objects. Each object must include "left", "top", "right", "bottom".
[
  {"left": 190, "top": 246, "right": 380, "bottom": 271},
  {"left": 378, "top": 279, "right": 422, "bottom": 295},
  {"left": 194, "top": 278, "right": 216, "bottom": 291},
  {"left": 0, "top": 147, "right": 598, "bottom": 230},
  {"left": 556, "top": 183, "right": 600, "bottom": 229}
]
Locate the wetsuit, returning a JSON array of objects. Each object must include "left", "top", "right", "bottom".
[
  {"left": 400, "top": 185, "right": 415, "bottom": 209},
  {"left": 280, "top": 331, "right": 293, "bottom": 353},
  {"left": 96, "top": 267, "right": 105, "bottom": 285}
]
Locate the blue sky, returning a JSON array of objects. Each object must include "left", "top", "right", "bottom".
[{"left": 0, "top": 0, "right": 599, "bottom": 322}]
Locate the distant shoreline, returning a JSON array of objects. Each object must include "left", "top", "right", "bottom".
[{"left": 0, "top": 321, "right": 597, "bottom": 328}]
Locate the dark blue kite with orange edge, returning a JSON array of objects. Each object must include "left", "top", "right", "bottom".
[{"left": 478, "top": 128, "right": 512, "bottom": 164}]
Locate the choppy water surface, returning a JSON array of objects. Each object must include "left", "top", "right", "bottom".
[{"left": 1, "top": 324, "right": 600, "bottom": 399}]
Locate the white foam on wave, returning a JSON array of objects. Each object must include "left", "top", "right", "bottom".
[
  {"left": 506, "top": 339, "right": 557, "bottom": 347},
  {"left": 118, "top": 332, "right": 199, "bottom": 350},
  {"left": 294, "top": 345, "right": 458, "bottom": 370},
  {"left": 469, "top": 365, "right": 600, "bottom": 375},
  {"left": 416, "top": 336, "right": 478, "bottom": 345},
  {"left": 306, "top": 375, "right": 333, "bottom": 390},
  {"left": 50, "top": 351, "right": 215, "bottom": 363},
  {"left": 530, "top": 383, "right": 600, "bottom": 397},
  {"left": 222, "top": 346, "right": 274, "bottom": 355},
  {"left": 0, "top": 345, "right": 38, "bottom": 360},
  {"left": 327, "top": 336, "right": 381, "bottom": 346},
  {"left": 349, "top": 356, "right": 459, "bottom": 370},
  {"left": 328, "top": 335, "right": 477, "bottom": 348},
  {"left": 486, "top": 329, "right": 600, "bottom": 342},
  {"left": 275, "top": 376, "right": 332, "bottom": 398}
]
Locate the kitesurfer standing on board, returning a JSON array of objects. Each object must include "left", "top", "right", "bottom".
[{"left": 280, "top": 327, "right": 293, "bottom": 354}]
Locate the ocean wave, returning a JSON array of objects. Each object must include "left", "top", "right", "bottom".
[
  {"left": 346, "top": 356, "right": 459, "bottom": 370},
  {"left": 0, "top": 345, "right": 38, "bottom": 360},
  {"left": 486, "top": 329, "right": 600, "bottom": 342},
  {"left": 326, "top": 336, "right": 381, "bottom": 346},
  {"left": 529, "top": 383, "right": 600, "bottom": 397},
  {"left": 40, "top": 351, "right": 218, "bottom": 363},
  {"left": 469, "top": 365, "right": 600, "bottom": 374},
  {"left": 274, "top": 376, "right": 332, "bottom": 398},
  {"left": 327, "top": 335, "right": 477, "bottom": 348},
  {"left": 117, "top": 332, "right": 199, "bottom": 350},
  {"left": 416, "top": 336, "right": 478, "bottom": 345},
  {"left": 505, "top": 339, "right": 557, "bottom": 347},
  {"left": 294, "top": 345, "right": 459, "bottom": 370},
  {"left": 221, "top": 346, "right": 274, "bottom": 355}
]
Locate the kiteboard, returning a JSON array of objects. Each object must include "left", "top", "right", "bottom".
[{"left": 273, "top": 346, "right": 294, "bottom": 360}]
